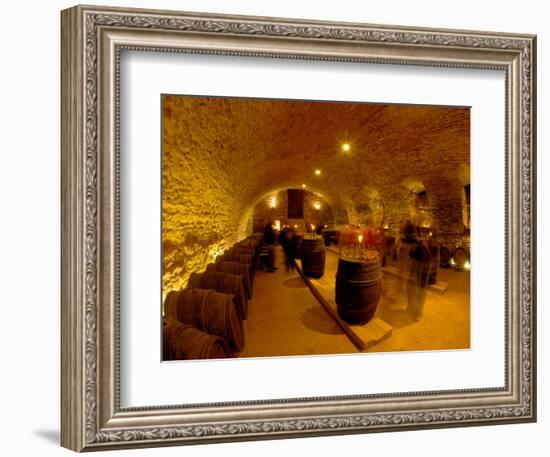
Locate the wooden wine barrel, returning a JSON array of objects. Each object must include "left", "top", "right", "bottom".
[
  {"left": 223, "top": 251, "right": 255, "bottom": 278},
  {"left": 335, "top": 257, "right": 382, "bottom": 325},
  {"left": 164, "top": 289, "right": 244, "bottom": 352},
  {"left": 208, "top": 261, "right": 252, "bottom": 299},
  {"left": 300, "top": 237, "right": 326, "bottom": 279},
  {"left": 187, "top": 270, "right": 248, "bottom": 319},
  {"left": 231, "top": 245, "right": 255, "bottom": 257},
  {"left": 187, "top": 271, "right": 202, "bottom": 288},
  {"left": 239, "top": 240, "right": 260, "bottom": 259},
  {"left": 453, "top": 246, "right": 470, "bottom": 270},
  {"left": 439, "top": 245, "right": 454, "bottom": 268},
  {"left": 162, "top": 318, "right": 230, "bottom": 361},
  {"left": 291, "top": 235, "right": 303, "bottom": 259}
]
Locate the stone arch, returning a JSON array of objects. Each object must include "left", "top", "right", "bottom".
[{"left": 249, "top": 187, "right": 335, "bottom": 233}]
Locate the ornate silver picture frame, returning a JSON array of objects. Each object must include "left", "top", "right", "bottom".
[{"left": 61, "top": 4, "right": 536, "bottom": 452}]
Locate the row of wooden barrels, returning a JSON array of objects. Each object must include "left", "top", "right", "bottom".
[{"left": 163, "top": 232, "right": 264, "bottom": 361}]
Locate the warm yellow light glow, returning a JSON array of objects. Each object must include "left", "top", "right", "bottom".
[
  {"left": 301, "top": 183, "right": 307, "bottom": 188},
  {"left": 269, "top": 195, "right": 277, "bottom": 208},
  {"left": 313, "top": 202, "right": 321, "bottom": 210},
  {"left": 311, "top": 224, "right": 315, "bottom": 230},
  {"left": 383, "top": 224, "right": 389, "bottom": 230},
  {"left": 315, "top": 169, "right": 321, "bottom": 176},
  {"left": 450, "top": 258, "right": 456, "bottom": 266},
  {"left": 358, "top": 235, "right": 363, "bottom": 243},
  {"left": 294, "top": 224, "right": 298, "bottom": 228},
  {"left": 464, "top": 261, "right": 471, "bottom": 270},
  {"left": 324, "top": 224, "right": 327, "bottom": 228},
  {"left": 273, "top": 220, "right": 281, "bottom": 230},
  {"left": 342, "top": 143, "right": 350, "bottom": 152}
]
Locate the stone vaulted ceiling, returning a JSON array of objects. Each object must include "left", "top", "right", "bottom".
[{"left": 161, "top": 95, "right": 470, "bottom": 292}]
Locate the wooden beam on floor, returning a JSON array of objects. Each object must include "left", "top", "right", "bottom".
[{"left": 293, "top": 260, "right": 365, "bottom": 351}]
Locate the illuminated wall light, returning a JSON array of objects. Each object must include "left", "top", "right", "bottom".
[
  {"left": 464, "top": 261, "right": 471, "bottom": 271},
  {"left": 301, "top": 183, "right": 307, "bottom": 188},
  {"left": 342, "top": 143, "right": 351, "bottom": 152},
  {"left": 313, "top": 202, "right": 321, "bottom": 210},
  {"left": 268, "top": 195, "right": 277, "bottom": 208},
  {"left": 315, "top": 169, "right": 321, "bottom": 176}
]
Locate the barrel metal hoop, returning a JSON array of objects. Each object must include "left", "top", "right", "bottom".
[{"left": 200, "top": 290, "right": 209, "bottom": 333}]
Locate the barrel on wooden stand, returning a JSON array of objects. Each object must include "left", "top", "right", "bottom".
[
  {"left": 164, "top": 288, "right": 244, "bottom": 353},
  {"left": 162, "top": 317, "right": 230, "bottom": 361},
  {"left": 300, "top": 237, "right": 326, "bottom": 279},
  {"left": 335, "top": 256, "right": 382, "bottom": 325},
  {"left": 188, "top": 270, "right": 248, "bottom": 319}
]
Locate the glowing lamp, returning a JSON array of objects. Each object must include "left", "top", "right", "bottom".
[
  {"left": 358, "top": 235, "right": 363, "bottom": 243},
  {"left": 301, "top": 183, "right": 307, "bottom": 188},
  {"left": 315, "top": 169, "right": 321, "bottom": 176},
  {"left": 464, "top": 261, "right": 471, "bottom": 270},
  {"left": 269, "top": 195, "right": 277, "bottom": 208},
  {"left": 342, "top": 143, "right": 350, "bottom": 152},
  {"left": 313, "top": 202, "right": 321, "bottom": 210}
]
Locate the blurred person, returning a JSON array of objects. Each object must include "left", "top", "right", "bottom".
[
  {"left": 263, "top": 221, "right": 277, "bottom": 272},
  {"left": 406, "top": 222, "right": 433, "bottom": 322},
  {"left": 277, "top": 228, "right": 295, "bottom": 271}
]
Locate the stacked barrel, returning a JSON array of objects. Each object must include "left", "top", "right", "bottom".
[{"left": 163, "top": 233, "right": 263, "bottom": 361}]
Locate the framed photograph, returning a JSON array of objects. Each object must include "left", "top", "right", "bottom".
[{"left": 61, "top": 4, "right": 536, "bottom": 451}]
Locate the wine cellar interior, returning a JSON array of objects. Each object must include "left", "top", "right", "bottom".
[{"left": 162, "top": 95, "right": 471, "bottom": 361}]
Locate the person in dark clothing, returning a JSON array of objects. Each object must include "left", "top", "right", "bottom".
[
  {"left": 277, "top": 229, "right": 295, "bottom": 271},
  {"left": 263, "top": 221, "right": 277, "bottom": 272},
  {"left": 263, "top": 222, "right": 277, "bottom": 245}
]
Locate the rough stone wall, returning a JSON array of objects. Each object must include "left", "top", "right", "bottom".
[
  {"left": 303, "top": 192, "right": 334, "bottom": 229},
  {"left": 252, "top": 190, "right": 288, "bottom": 233},
  {"left": 252, "top": 190, "right": 334, "bottom": 233},
  {"left": 162, "top": 95, "right": 470, "bottom": 295}
]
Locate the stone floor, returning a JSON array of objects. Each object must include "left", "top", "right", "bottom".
[
  {"left": 238, "top": 247, "right": 357, "bottom": 358},
  {"left": 238, "top": 245, "right": 470, "bottom": 358}
]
